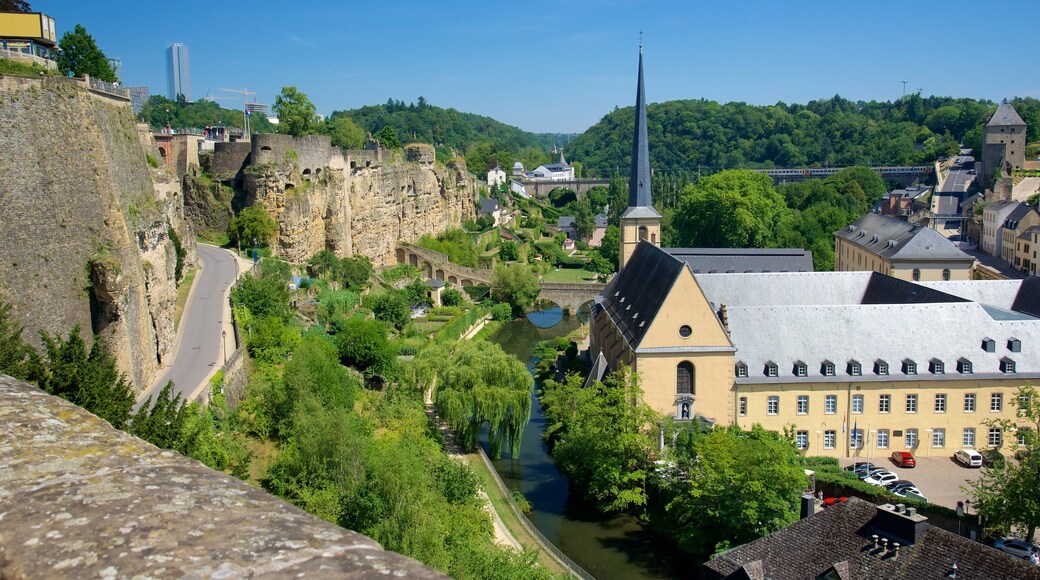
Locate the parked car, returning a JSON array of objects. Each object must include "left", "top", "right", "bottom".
[
  {"left": 981, "top": 449, "right": 1005, "bottom": 468},
  {"left": 864, "top": 470, "right": 900, "bottom": 486},
  {"left": 885, "top": 480, "right": 915, "bottom": 493},
  {"left": 822, "top": 496, "right": 848, "bottom": 507},
  {"left": 890, "top": 451, "right": 916, "bottom": 468},
  {"left": 891, "top": 486, "right": 927, "bottom": 502},
  {"left": 859, "top": 467, "right": 888, "bottom": 481},
  {"left": 994, "top": 538, "right": 1039, "bottom": 560},
  {"left": 954, "top": 449, "right": 983, "bottom": 468},
  {"left": 844, "top": 462, "right": 875, "bottom": 473}
]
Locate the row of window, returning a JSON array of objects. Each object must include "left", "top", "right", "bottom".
[
  {"left": 791, "top": 426, "right": 1020, "bottom": 450},
  {"left": 735, "top": 341, "right": 1022, "bottom": 379},
  {"left": 739, "top": 392, "right": 1027, "bottom": 416}
]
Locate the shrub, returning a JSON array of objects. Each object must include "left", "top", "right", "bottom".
[{"left": 491, "top": 303, "right": 513, "bottom": 321}]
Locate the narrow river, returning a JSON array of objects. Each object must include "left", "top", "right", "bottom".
[{"left": 482, "top": 309, "right": 689, "bottom": 580}]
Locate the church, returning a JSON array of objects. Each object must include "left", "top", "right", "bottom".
[{"left": 589, "top": 48, "right": 1040, "bottom": 459}]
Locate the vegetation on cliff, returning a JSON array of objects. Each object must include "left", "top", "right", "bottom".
[
  {"left": 138, "top": 96, "right": 276, "bottom": 133},
  {"left": 56, "top": 24, "right": 117, "bottom": 82}
]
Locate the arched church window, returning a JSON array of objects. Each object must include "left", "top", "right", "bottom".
[
  {"left": 638, "top": 226, "right": 648, "bottom": 241},
  {"left": 676, "top": 362, "right": 694, "bottom": 395}
]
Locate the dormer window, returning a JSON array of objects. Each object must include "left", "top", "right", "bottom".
[
  {"left": 847, "top": 360, "right": 862, "bottom": 376},
  {"left": 735, "top": 362, "right": 748, "bottom": 378},
  {"left": 874, "top": 359, "right": 889, "bottom": 376},
  {"left": 957, "top": 358, "right": 973, "bottom": 374},
  {"left": 902, "top": 359, "right": 917, "bottom": 375},
  {"left": 821, "top": 360, "right": 835, "bottom": 376},
  {"left": 1008, "top": 337, "right": 1022, "bottom": 352},
  {"left": 1000, "top": 357, "right": 1016, "bottom": 374},
  {"left": 765, "top": 362, "right": 778, "bottom": 377},
  {"left": 793, "top": 361, "right": 807, "bottom": 377},
  {"left": 982, "top": 338, "right": 996, "bottom": 352},
  {"left": 929, "top": 359, "right": 944, "bottom": 375}
]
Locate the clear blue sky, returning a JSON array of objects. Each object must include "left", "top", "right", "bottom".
[{"left": 46, "top": 0, "right": 1039, "bottom": 134}]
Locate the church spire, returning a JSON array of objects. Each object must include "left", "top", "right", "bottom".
[{"left": 625, "top": 42, "right": 656, "bottom": 213}]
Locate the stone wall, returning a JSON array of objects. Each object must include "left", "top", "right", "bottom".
[
  {"left": 0, "top": 374, "right": 444, "bottom": 579},
  {"left": 0, "top": 74, "right": 192, "bottom": 390},
  {"left": 208, "top": 140, "right": 252, "bottom": 181}
]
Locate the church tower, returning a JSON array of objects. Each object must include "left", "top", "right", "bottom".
[{"left": 618, "top": 44, "right": 660, "bottom": 270}]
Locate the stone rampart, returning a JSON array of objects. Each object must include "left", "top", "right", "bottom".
[
  {"left": 252, "top": 133, "right": 332, "bottom": 173},
  {"left": 209, "top": 140, "right": 252, "bottom": 181},
  {"left": 0, "top": 374, "right": 445, "bottom": 579}
]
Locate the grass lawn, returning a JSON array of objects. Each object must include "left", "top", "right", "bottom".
[
  {"left": 197, "top": 231, "right": 231, "bottom": 247},
  {"left": 541, "top": 267, "right": 597, "bottom": 283},
  {"left": 174, "top": 268, "right": 198, "bottom": 332}
]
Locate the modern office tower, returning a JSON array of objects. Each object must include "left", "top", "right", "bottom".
[{"left": 165, "top": 42, "right": 189, "bottom": 101}]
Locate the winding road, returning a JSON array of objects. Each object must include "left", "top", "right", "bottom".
[{"left": 137, "top": 244, "right": 242, "bottom": 407}]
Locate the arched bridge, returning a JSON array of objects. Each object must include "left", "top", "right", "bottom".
[
  {"left": 396, "top": 243, "right": 605, "bottom": 311},
  {"left": 516, "top": 178, "right": 611, "bottom": 198}
]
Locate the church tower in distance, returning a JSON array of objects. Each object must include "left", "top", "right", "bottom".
[{"left": 618, "top": 43, "right": 661, "bottom": 270}]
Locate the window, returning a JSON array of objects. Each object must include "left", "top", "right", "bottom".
[
  {"left": 877, "top": 429, "right": 889, "bottom": 449},
  {"left": 964, "top": 393, "right": 976, "bottom": 412},
  {"left": 824, "top": 430, "right": 836, "bottom": 449},
  {"left": 929, "top": 359, "right": 944, "bottom": 374},
  {"left": 739, "top": 397, "right": 747, "bottom": 416},
  {"left": 879, "top": 394, "right": 891, "bottom": 413},
  {"left": 794, "top": 361, "right": 807, "bottom": 377},
  {"left": 821, "top": 361, "right": 835, "bottom": 376},
  {"left": 679, "top": 325, "right": 693, "bottom": 338},
  {"left": 963, "top": 428, "right": 976, "bottom": 448},
  {"left": 982, "top": 338, "right": 995, "bottom": 352},
  {"left": 958, "top": 358, "right": 973, "bottom": 374},
  {"left": 932, "top": 428, "right": 945, "bottom": 448},
  {"left": 767, "top": 396, "right": 779, "bottom": 415},
  {"left": 1017, "top": 428, "right": 1030, "bottom": 447},
  {"left": 1000, "top": 357, "right": 1016, "bottom": 373},
  {"left": 676, "top": 362, "right": 694, "bottom": 395},
  {"left": 796, "top": 431, "right": 808, "bottom": 450},
  {"left": 934, "top": 394, "right": 946, "bottom": 413},
  {"left": 1007, "top": 338, "right": 1021, "bottom": 352},
  {"left": 852, "top": 394, "right": 864, "bottom": 414},
  {"left": 988, "top": 427, "right": 1002, "bottom": 447},
  {"left": 943, "top": 268, "right": 951, "bottom": 281},
  {"left": 912, "top": 268, "right": 921, "bottom": 281},
  {"left": 1020, "top": 393, "right": 1033, "bottom": 412},
  {"left": 765, "top": 362, "right": 778, "bottom": 377},
  {"left": 875, "top": 360, "right": 889, "bottom": 375},
  {"left": 850, "top": 429, "right": 863, "bottom": 450},
  {"left": 825, "top": 395, "right": 837, "bottom": 414},
  {"left": 906, "top": 394, "right": 918, "bottom": 413},
  {"left": 796, "top": 395, "right": 809, "bottom": 415},
  {"left": 735, "top": 363, "right": 748, "bottom": 378},
  {"left": 638, "top": 226, "right": 647, "bottom": 241},
  {"left": 847, "top": 360, "right": 862, "bottom": 376},
  {"left": 991, "top": 393, "right": 1003, "bottom": 412},
  {"left": 902, "top": 359, "right": 917, "bottom": 375},
  {"left": 906, "top": 428, "right": 918, "bottom": 448}
]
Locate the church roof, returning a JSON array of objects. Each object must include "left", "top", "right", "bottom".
[
  {"left": 665, "top": 247, "right": 813, "bottom": 273},
  {"left": 627, "top": 45, "right": 657, "bottom": 215},
  {"left": 601, "top": 242, "right": 684, "bottom": 349},
  {"left": 835, "top": 214, "right": 974, "bottom": 262},
  {"left": 987, "top": 101, "right": 1026, "bottom": 127}
]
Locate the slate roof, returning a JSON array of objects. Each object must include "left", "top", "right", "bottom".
[
  {"left": 1018, "top": 225, "right": 1040, "bottom": 240},
  {"left": 835, "top": 214, "right": 975, "bottom": 262},
  {"left": 1002, "top": 203, "right": 1037, "bottom": 229},
  {"left": 987, "top": 101, "right": 1027, "bottom": 127},
  {"left": 702, "top": 498, "right": 1040, "bottom": 580},
  {"left": 595, "top": 214, "right": 608, "bottom": 228},
  {"left": 601, "top": 242, "right": 684, "bottom": 349},
  {"left": 558, "top": 216, "right": 576, "bottom": 228},
  {"left": 582, "top": 351, "right": 610, "bottom": 389},
  {"left": 665, "top": 247, "right": 813, "bottom": 273},
  {"left": 627, "top": 45, "right": 653, "bottom": 210},
  {"left": 478, "top": 197, "right": 499, "bottom": 214}
]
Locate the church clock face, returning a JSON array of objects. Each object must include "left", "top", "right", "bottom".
[{"left": 679, "top": 325, "right": 692, "bottom": 338}]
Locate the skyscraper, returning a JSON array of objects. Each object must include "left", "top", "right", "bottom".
[{"left": 165, "top": 43, "right": 189, "bottom": 101}]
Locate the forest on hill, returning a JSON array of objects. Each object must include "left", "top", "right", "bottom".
[{"left": 566, "top": 95, "right": 1040, "bottom": 177}]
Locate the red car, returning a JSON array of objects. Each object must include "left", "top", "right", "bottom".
[{"left": 891, "top": 451, "right": 916, "bottom": 468}]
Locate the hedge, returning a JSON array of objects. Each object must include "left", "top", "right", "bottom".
[{"left": 433, "top": 306, "right": 490, "bottom": 344}]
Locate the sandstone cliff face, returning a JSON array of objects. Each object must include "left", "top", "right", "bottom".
[
  {"left": 243, "top": 141, "right": 477, "bottom": 265},
  {"left": 0, "top": 75, "right": 193, "bottom": 390}
]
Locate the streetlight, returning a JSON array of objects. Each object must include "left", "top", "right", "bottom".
[
  {"left": 221, "top": 329, "right": 227, "bottom": 365},
  {"left": 870, "top": 429, "right": 877, "bottom": 463}
]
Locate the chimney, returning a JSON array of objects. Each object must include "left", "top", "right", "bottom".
[
  {"left": 892, "top": 542, "right": 900, "bottom": 559},
  {"left": 800, "top": 493, "right": 818, "bottom": 519},
  {"left": 717, "top": 304, "right": 730, "bottom": 333},
  {"left": 874, "top": 503, "right": 929, "bottom": 547}
]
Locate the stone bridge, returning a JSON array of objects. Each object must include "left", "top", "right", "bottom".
[
  {"left": 396, "top": 243, "right": 605, "bottom": 311},
  {"left": 516, "top": 178, "right": 611, "bottom": 198}
]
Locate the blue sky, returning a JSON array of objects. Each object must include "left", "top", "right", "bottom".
[{"left": 46, "top": 0, "right": 1039, "bottom": 134}]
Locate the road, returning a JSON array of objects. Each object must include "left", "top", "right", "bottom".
[
  {"left": 137, "top": 243, "right": 241, "bottom": 407},
  {"left": 939, "top": 154, "right": 975, "bottom": 194}
]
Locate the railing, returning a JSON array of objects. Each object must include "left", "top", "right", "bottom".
[
  {"left": 87, "top": 76, "right": 129, "bottom": 98},
  {"left": 0, "top": 47, "right": 56, "bottom": 69},
  {"left": 473, "top": 446, "right": 596, "bottom": 580}
]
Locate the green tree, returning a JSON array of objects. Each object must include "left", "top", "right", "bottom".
[
  {"left": 246, "top": 315, "right": 300, "bottom": 363},
  {"left": 232, "top": 275, "right": 290, "bottom": 320},
  {"left": 375, "top": 125, "right": 402, "bottom": 149},
  {"left": 228, "top": 205, "right": 278, "bottom": 248},
  {"left": 498, "top": 240, "right": 520, "bottom": 262},
  {"left": 584, "top": 253, "right": 614, "bottom": 277},
  {"left": 273, "top": 85, "right": 319, "bottom": 137},
  {"left": 0, "top": 299, "right": 37, "bottom": 380},
  {"left": 129, "top": 381, "right": 189, "bottom": 449},
  {"left": 573, "top": 199, "right": 596, "bottom": 242},
  {"left": 283, "top": 330, "right": 360, "bottom": 423},
  {"left": 56, "top": 24, "right": 117, "bottom": 82},
  {"left": 598, "top": 225, "right": 620, "bottom": 270},
  {"left": 663, "top": 424, "right": 805, "bottom": 557},
  {"left": 37, "top": 327, "right": 134, "bottom": 428},
  {"left": 307, "top": 250, "right": 339, "bottom": 279},
  {"left": 968, "top": 385, "right": 1040, "bottom": 540},
  {"left": 402, "top": 278, "right": 429, "bottom": 308},
  {"left": 371, "top": 292, "right": 410, "bottom": 330},
  {"left": 0, "top": 0, "right": 31, "bottom": 11},
  {"left": 336, "top": 255, "right": 373, "bottom": 289},
  {"left": 672, "top": 170, "right": 790, "bottom": 248},
  {"left": 414, "top": 340, "right": 533, "bottom": 458},
  {"left": 490, "top": 264, "right": 540, "bottom": 315},
  {"left": 335, "top": 318, "right": 396, "bottom": 377},
  {"left": 328, "top": 114, "right": 366, "bottom": 149},
  {"left": 606, "top": 177, "right": 628, "bottom": 226},
  {"left": 441, "top": 288, "right": 463, "bottom": 307}
]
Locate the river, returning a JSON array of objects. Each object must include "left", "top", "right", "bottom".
[{"left": 482, "top": 308, "right": 689, "bottom": 580}]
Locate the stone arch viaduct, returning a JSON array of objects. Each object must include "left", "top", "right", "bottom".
[{"left": 396, "top": 243, "right": 604, "bottom": 312}]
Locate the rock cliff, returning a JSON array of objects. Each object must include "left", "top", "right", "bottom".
[
  {"left": 231, "top": 136, "right": 477, "bottom": 265},
  {"left": 0, "top": 75, "right": 193, "bottom": 390}
]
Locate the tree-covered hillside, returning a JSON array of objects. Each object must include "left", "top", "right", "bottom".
[
  {"left": 567, "top": 95, "right": 1040, "bottom": 177},
  {"left": 138, "top": 95, "right": 276, "bottom": 134},
  {"left": 331, "top": 99, "right": 573, "bottom": 176}
]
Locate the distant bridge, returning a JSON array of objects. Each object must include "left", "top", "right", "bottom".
[
  {"left": 515, "top": 178, "right": 611, "bottom": 198},
  {"left": 396, "top": 243, "right": 604, "bottom": 311},
  {"left": 752, "top": 165, "right": 931, "bottom": 186}
]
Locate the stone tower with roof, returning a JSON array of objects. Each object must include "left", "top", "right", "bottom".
[
  {"left": 980, "top": 101, "right": 1027, "bottom": 189},
  {"left": 618, "top": 44, "right": 661, "bottom": 270}
]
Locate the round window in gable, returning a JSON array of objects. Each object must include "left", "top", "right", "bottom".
[{"left": 679, "top": 325, "right": 693, "bottom": 338}]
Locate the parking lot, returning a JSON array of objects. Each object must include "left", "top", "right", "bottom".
[{"left": 868, "top": 454, "right": 984, "bottom": 509}]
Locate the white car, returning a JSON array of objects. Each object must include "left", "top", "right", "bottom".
[
  {"left": 994, "top": 538, "right": 1039, "bottom": 560},
  {"left": 891, "top": 486, "right": 927, "bottom": 502},
  {"left": 864, "top": 470, "right": 899, "bottom": 486},
  {"left": 954, "top": 449, "right": 983, "bottom": 468}
]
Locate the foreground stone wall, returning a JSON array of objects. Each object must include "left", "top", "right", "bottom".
[{"left": 0, "top": 374, "right": 445, "bottom": 579}]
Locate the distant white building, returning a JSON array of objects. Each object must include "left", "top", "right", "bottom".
[
  {"left": 487, "top": 165, "right": 506, "bottom": 188},
  {"left": 511, "top": 181, "right": 529, "bottom": 199},
  {"left": 530, "top": 149, "right": 575, "bottom": 181}
]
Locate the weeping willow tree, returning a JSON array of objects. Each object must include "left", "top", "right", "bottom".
[{"left": 413, "top": 340, "right": 532, "bottom": 458}]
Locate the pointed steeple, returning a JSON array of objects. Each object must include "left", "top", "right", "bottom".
[{"left": 624, "top": 43, "right": 658, "bottom": 217}]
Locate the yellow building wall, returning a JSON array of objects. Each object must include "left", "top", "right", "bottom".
[
  {"left": 733, "top": 378, "right": 1029, "bottom": 459},
  {"left": 636, "top": 352, "right": 735, "bottom": 423},
  {"left": 619, "top": 218, "right": 660, "bottom": 270},
  {"left": 836, "top": 236, "right": 971, "bottom": 281},
  {"left": 0, "top": 13, "right": 44, "bottom": 40},
  {"left": 639, "top": 269, "right": 731, "bottom": 350}
]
